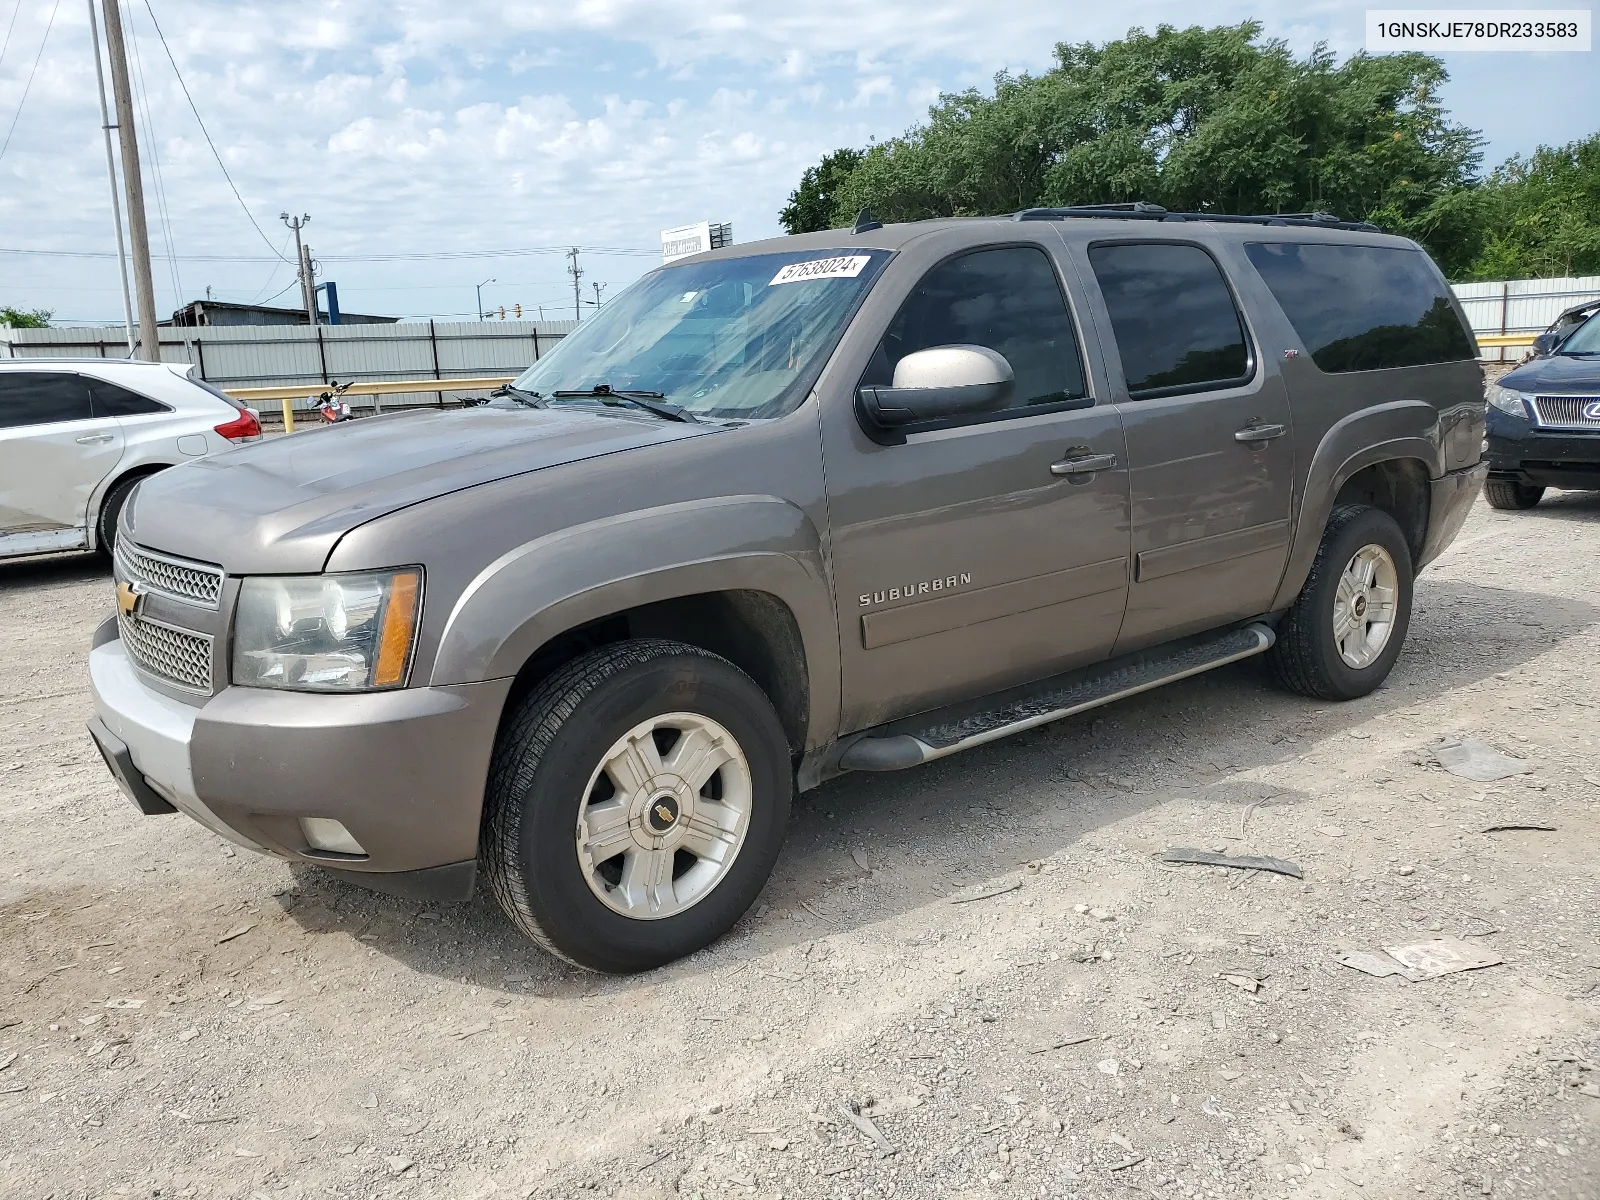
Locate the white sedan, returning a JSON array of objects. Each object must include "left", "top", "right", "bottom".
[{"left": 0, "top": 359, "right": 260, "bottom": 561}]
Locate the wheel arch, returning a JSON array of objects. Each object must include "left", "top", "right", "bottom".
[
  {"left": 429, "top": 496, "right": 841, "bottom": 754},
  {"left": 88, "top": 462, "right": 174, "bottom": 551},
  {"left": 1272, "top": 400, "right": 1444, "bottom": 611}
]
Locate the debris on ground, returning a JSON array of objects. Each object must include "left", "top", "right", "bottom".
[
  {"left": 1159, "top": 848, "right": 1303, "bottom": 878},
  {"left": 1434, "top": 737, "right": 1533, "bottom": 781},
  {"left": 1339, "top": 936, "right": 1505, "bottom": 982},
  {"left": 949, "top": 878, "right": 1022, "bottom": 904},
  {"left": 1480, "top": 822, "right": 1557, "bottom": 833}
]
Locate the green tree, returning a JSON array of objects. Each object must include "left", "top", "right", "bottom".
[
  {"left": 1459, "top": 133, "right": 1600, "bottom": 279},
  {"left": 779, "top": 148, "right": 865, "bottom": 235},
  {"left": 1, "top": 306, "right": 52, "bottom": 328},
  {"left": 781, "top": 23, "right": 1487, "bottom": 271}
]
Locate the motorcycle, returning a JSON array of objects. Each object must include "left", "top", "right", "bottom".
[{"left": 314, "top": 380, "right": 355, "bottom": 424}]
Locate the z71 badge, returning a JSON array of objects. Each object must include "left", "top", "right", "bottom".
[{"left": 860, "top": 572, "right": 972, "bottom": 607}]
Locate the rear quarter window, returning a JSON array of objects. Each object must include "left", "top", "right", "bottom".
[
  {"left": 90, "top": 379, "right": 172, "bottom": 417},
  {"left": 1244, "top": 242, "right": 1475, "bottom": 373}
]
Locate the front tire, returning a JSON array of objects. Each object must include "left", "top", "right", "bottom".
[
  {"left": 482, "top": 639, "right": 792, "bottom": 973},
  {"left": 1269, "top": 504, "right": 1413, "bottom": 702},
  {"left": 1483, "top": 478, "right": 1544, "bottom": 510}
]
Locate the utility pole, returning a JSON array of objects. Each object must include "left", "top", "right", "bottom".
[
  {"left": 100, "top": 0, "right": 159, "bottom": 360},
  {"left": 566, "top": 247, "right": 583, "bottom": 322},
  {"left": 591, "top": 281, "right": 606, "bottom": 311},
  {"left": 87, "top": 0, "right": 135, "bottom": 355},
  {"left": 280, "top": 213, "right": 313, "bottom": 323},
  {"left": 476, "top": 277, "right": 495, "bottom": 322}
]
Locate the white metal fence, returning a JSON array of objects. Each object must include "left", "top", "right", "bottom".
[
  {"left": 1453, "top": 275, "right": 1600, "bottom": 361},
  {"left": 0, "top": 319, "right": 575, "bottom": 413},
  {"left": 6, "top": 275, "right": 1600, "bottom": 385}
]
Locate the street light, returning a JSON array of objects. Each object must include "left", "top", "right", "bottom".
[{"left": 476, "top": 277, "right": 496, "bottom": 322}]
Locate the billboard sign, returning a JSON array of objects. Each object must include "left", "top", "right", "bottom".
[{"left": 661, "top": 221, "right": 733, "bottom": 263}]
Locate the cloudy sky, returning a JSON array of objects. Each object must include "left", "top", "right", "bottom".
[{"left": 1, "top": 0, "right": 1595, "bottom": 327}]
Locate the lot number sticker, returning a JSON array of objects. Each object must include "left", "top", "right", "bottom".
[{"left": 769, "top": 256, "right": 872, "bottom": 286}]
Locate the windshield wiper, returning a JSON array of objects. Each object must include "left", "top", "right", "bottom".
[
  {"left": 490, "top": 384, "right": 546, "bottom": 408},
  {"left": 550, "top": 383, "right": 699, "bottom": 423},
  {"left": 1556, "top": 350, "right": 1600, "bottom": 357}
]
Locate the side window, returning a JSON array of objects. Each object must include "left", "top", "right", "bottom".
[
  {"left": 1243, "top": 242, "right": 1476, "bottom": 372},
  {"left": 868, "top": 246, "right": 1088, "bottom": 410},
  {"left": 0, "top": 372, "right": 96, "bottom": 430},
  {"left": 1088, "top": 242, "right": 1252, "bottom": 398},
  {"left": 91, "top": 379, "right": 171, "bottom": 417}
]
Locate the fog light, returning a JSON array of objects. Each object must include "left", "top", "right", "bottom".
[{"left": 301, "top": 817, "right": 367, "bottom": 857}]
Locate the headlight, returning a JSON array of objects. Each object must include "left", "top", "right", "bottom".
[
  {"left": 232, "top": 568, "right": 422, "bottom": 692},
  {"left": 1488, "top": 386, "right": 1530, "bottom": 418}
]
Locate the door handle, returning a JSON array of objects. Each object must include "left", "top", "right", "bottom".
[
  {"left": 76, "top": 434, "right": 116, "bottom": 445},
  {"left": 1050, "top": 452, "right": 1118, "bottom": 477},
  {"left": 1234, "top": 423, "right": 1286, "bottom": 443}
]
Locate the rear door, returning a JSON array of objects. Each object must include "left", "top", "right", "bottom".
[
  {"left": 1078, "top": 239, "right": 1295, "bottom": 651},
  {"left": 0, "top": 372, "right": 124, "bottom": 551},
  {"left": 821, "top": 240, "right": 1131, "bottom": 730}
]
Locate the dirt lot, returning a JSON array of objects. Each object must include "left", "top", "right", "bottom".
[{"left": 1, "top": 493, "right": 1597, "bottom": 1200}]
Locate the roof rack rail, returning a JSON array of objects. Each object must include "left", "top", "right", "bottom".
[{"left": 1012, "top": 204, "right": 1380, "bottom": 233}]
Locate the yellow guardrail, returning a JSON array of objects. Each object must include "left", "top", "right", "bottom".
[
  {"left": 224, "top": 377, "right": 516, "bottom": 434},
  {"left": 1476, "top": 334, "right": 1536, "bottom": 347}
]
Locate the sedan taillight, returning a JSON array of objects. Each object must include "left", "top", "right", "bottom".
[{"left": 215, "top": 408, "right": 262, "bottom": 442}]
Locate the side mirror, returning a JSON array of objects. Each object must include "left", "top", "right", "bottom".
[
  {"left": 1531, "top": 331, "right": 1560, "bottom": 356},
  {"left": 857, "top": 345, "right": 1014, "bottom": 444}
]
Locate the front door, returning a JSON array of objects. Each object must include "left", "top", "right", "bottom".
[
  {"left": 1080, "top": 240, "right": 1295, "bottom": 652},
  {"left": 0, "top": 371, "right": 125, "bottom": 554},
  {"left": 821, "top": 241, "right": 1132, "bottom": 732}
]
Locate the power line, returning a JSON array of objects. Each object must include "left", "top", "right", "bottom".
[
  {"left": 0, "top": 0, "right": 62, "bottom": 166},
  {"left": 0, "top": 0, "right": 24, "bottom": 75},
  {"left": 0, "top": 244, "right": 659, "bottom": 262},
  {"left": 139, "top": 0, "right": 289, "bottom": 261}
]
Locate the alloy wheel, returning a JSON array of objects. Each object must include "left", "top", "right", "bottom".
[{"left": 574, "top": 712, "right": 753, "bottom": 920}]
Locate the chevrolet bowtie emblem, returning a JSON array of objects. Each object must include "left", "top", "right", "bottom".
[
  {"left": 654, "top": 803, "right": 675, "bottom": 825},
  {"left": 115, "top": 579, "right": 143, "bottom": 617}
]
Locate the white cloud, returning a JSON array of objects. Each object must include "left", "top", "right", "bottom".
[{"left": 0, "top": 0, "right": 1590, "bottom": 324}]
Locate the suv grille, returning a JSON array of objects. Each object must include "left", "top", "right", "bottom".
[
  {"left": 1530, "top": 396, "right": 1600, "bottom": 431},
  {"left": 119, "top": 612, "right": 213, "bottom": 693},
  {"left": 115, "top": 542, "right": 223, "bottom": 607}
]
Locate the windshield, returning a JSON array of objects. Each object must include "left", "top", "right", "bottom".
[
  {"left": 510, "top": 249, "right": 890, "bottom": 419},
  {"left": 1559, "top": 311, "right": 1600, "bottom": 354}
]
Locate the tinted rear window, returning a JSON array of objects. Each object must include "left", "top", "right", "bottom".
[
  {"left": 91, "top": 379, "right": 171, "bottom": 417},
  {"left": 1244, "top": 242, "right": 1475, "bottom": 373},
  {"left": 1087, "top": 242, "right": 1252, "bottom": 398},
  {"left": 0, "top": 372, "right": 95, "bottom": 429}
]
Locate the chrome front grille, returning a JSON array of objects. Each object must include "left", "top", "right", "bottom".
[
  {"left": 1531, "top": 395, "right": 1600, "bottom": 431},
  {"left": 119, "top": 612, "right": 213, "bottom": 693},
  {"left": 115, "top": 542, "right": 223, "bottom": 607}
]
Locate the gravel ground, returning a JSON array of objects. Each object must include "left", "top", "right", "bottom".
[{"left": 1, "top": 492, "right": 1597, "bottom": 1200}]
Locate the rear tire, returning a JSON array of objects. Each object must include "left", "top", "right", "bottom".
[
  {"left": 1483, "top": 478, "right": 1544, "bottom": 510},
  {"left": 95, "top": 473, "right": 152, "bottom": 558},
  {"left": 481, "top": 639, "right": 792, "bottom": 973},
  {"left": 1269, "top": 504, "right": 1413, "bottom": 702}
]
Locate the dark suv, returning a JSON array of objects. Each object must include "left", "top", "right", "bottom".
[
  {"left": 89, "top": 207, "right": 1486, "bottom": 972},
  {"left": 1486, "top": 308, "right": 1600, "bottom": 508}
]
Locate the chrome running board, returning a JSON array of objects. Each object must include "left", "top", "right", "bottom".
[{"left": 838, "top": 622, "right": 1275, "bottom": 773}]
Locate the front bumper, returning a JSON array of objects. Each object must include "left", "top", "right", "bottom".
[
  {"left": 1417, "top": 460, "right": 1489, "bottom": 570},
  {"left": 1485, "top": 406, "right": 1600, "bottom": 490},
  {"left": 88, "top": 623, "right": 511, "bottom": 901}
]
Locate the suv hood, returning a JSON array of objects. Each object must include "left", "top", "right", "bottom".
[
  {"left": 125, "top": 405, "right": 722, "bottom": 574},
  {"left": 1500, "top": 354, "right": 1600, "bottom": 395}
]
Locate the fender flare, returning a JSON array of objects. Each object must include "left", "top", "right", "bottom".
[
  {"left": 1271, "top": 400, "right": 1443, "bottom": 611},
  {"left": 429, "top": 495, "right": 841, "bottom": 748}
]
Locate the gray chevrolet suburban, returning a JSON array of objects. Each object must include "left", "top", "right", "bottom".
[{"left": 88, "top": 206, "right": 1487, "bottom": 972}]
